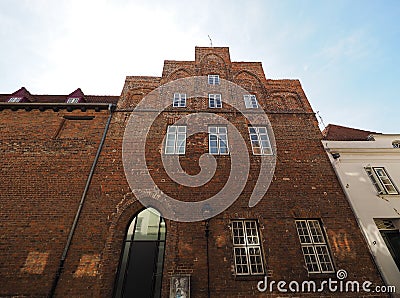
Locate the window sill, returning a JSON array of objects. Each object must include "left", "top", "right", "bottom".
[{"left": 233, "top": 274, "right": 265, "bottom": 281}]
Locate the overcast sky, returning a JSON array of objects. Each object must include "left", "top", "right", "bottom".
[{"left": 1, "top": 0, "right": 399, "bottom": 133}]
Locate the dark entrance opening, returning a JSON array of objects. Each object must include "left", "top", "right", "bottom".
[{"left": 114, "top": 208, "right": 166, "bottom": 298}]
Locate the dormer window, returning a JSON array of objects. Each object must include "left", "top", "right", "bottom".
[
  {"left": 66, "top": 89, "right": 85, "bottom": 103},
  {"left": 208, "top": 74, "right": 220, "bottom": 85},
  {"left": 67, "top": 97, "right": 80, "bottom": 104},
  {"left": 8, "top": 97, "right": 22, "bottom": 103}
]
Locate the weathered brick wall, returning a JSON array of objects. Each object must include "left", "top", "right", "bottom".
[{"left": 0, "top": 109, "right": 110, "bottom": 297}]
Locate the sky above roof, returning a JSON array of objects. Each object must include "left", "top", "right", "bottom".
[{"left": 1, "top": 0, "right": 399, "bottom": 133}]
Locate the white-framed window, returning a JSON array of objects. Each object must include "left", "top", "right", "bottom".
[
  {"left": 208, "top": 126, "right": 229, "bottom": 155},
  {"left": 231, "top": 220, "right": 264, "bottom": 275},
  {"left": 208, "top": 74, "right": 220, "bottom": 85},
  {"left": 173, "top": 93, "right": 186, "bottom": 107},
  {"left": 164, "top": 125, "right": 186, "bottom": 154},
  {"left": 248, "top": 127, "right": 272, "bottom": 155},
  {"left": 244, "top": 95, "right": 258, "bottom": 108},
  {"left": 365, "top": 167, "right": 398, "bottom": 195},
  {"left": 8, "top": 97, "right": 22, "bottom": 103},
  {"left": 67, "top": 97, "right": 80, "bottom": 103},
  {"left": 295, "top": 219, "right": 334, "bottom": 274},
  {"left": 209, "top": 94, "right": 222, "bottom": 108}
]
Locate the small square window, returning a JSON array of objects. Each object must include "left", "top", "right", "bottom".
[
  {"left": 244, "top": 95, "right": 258, "bottom": 108},
  {"left": 8, "top": 97, "right": 22, "bottom": 103},
  {"left": 209, "top": 94, "right": 222, "bottom": 108},
  {"left": 165, "top": 125, "right": 186, "bottom": 155},
  {"left": 173, "top": 93, "right": 186, "bottom": 107},
  {"left": 208, "top": 75, "right": 220, "bottom": 85},
  {"left": 67, "top": 98, "right": 80, "bottom": 104}
]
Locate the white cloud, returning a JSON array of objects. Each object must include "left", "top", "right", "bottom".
[{"left": 11, "top": 0, "right": 205, "bottom": 94}]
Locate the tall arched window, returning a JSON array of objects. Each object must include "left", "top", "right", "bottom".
[{"left": 114, "top": 208, "right": 166, "bottom": 298}]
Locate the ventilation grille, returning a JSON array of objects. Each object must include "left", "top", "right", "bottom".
[{"left": 374, "top": 219, "right": 397, "bottom": 230}]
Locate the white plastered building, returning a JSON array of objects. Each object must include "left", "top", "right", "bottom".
[{"left": 323, "top": 124, "right": 400, "bottom": 294}]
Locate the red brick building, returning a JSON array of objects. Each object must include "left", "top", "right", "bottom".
[{"left": 0, "top": 47, "right": 386, "bottom": 297}]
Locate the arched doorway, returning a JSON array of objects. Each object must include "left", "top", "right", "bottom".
[{"left": 114, "top": 208, "right": 166, "bottom": 297}]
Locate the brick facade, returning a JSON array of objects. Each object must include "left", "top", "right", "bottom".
[{"left": 0, "top": 47, "right": 386, "bottom": 297}]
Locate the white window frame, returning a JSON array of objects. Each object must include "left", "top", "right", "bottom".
[
  {"left": 365, "top": 167, "right": 398, "bottom": 195},
  {"left": 231, "top": 220, "right": 264, "bottom": 275},
  {"left": 295, "top": 219, "right": 335, "bottom": 274},
  {"left": 248, "top": 126, "right": 273, "bottom": 155},
  {"left": 208, "top": 74, "right": 220, "bottom": 85},
  {"left": 164, "top": 125, "right": 186, "bottom": 155},
  {"left": 8, "top": 97, "right": 22, "bottom": 103},
  {"left": 67, "top": 97, "right": 80, "bottom": 103},
  {"left": 208, "top": 94, "right": 222, "bottom": 108},
  {"left": 173, "top": 93, "right": 186, "bottom": 107},
  {"left": 244, "top": 95, "right": 258, "bottom": 108},
  {"left": 208, "top": 126, "right": 229, "bottom": 155}
]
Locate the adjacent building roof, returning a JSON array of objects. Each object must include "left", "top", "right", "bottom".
[
  {"left": 0, "top": 87, "right": 119, "bottom": 104},
  {"left": 322, "top": 124, "right": 381, "bottom": 141}
]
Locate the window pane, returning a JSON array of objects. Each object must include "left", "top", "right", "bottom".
[
  {"left": 258, "top": 127, "right": 267, "bottom": 134},
  {"left": 308, "top": 220, "right": 325, "bottom": 244},
  {"left": 133, "top": 209, "right": 161, "bottom": 241},
  {"left": 234, "top": 247, "right": 249, "bottom": 274},
  {"left": 178, "top": 126, "right": 186, "bottom": 133},
  {"left": 302, "top": 246, "right": 320, "bottom": 273},
  {"left": 262, "top": 147, "right": 272, "bottom": 155},
  {"left": 218, "top": 127, "right": 227, "bottom": 133},
  {"left": 248, "top": 246, "right": 264, "bottom": 274},
  {"left": 127, "top": 218, "right": 136, "bottom": 240},
  {"left": 249, "top": 127, "right": 256, "bottom": 134},
  {"left": 219, "top": 146, "right": 228, "bottom": 154},
  {"left": 166, "top": 138, "right": 175, "bottom": 146},
  {"left": 315, "top": 245, "right": 334, "bottom": 273},
  {"left": 165, "top": 146, "right": 175, "bottom": 154},
  {"left": 210, "top": 147, "right": 218, "bottom": 154},
  {"left": 252, "top": 147, "right": 261, "bottom": 155},
  {"left": 296, "top": 220, "right": 312, "bottom": 244}
]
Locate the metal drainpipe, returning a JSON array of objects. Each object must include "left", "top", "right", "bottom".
[
  {"left": 48, "top": 104, "right": 115, "bottom": 298},
  {"left": 205, "top": 220, "right": 211, "bottom": 298}
]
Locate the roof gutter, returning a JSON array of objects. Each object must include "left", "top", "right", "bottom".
[{"left": 48, "top": 103, "right": 115, "bottom": 297}]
